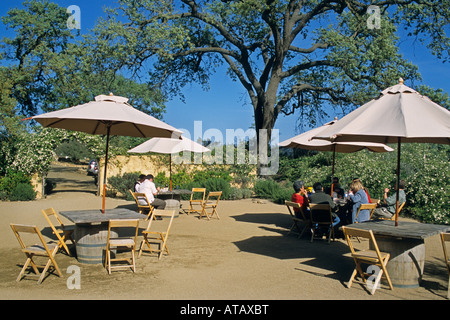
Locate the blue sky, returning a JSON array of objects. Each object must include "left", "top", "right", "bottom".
[{"left": 2, "top": 0, "right": 449, "bottom": 144}]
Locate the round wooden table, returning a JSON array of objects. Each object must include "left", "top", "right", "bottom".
[{"left": 344, "top": 220, "right": 450, "bottom": 288}]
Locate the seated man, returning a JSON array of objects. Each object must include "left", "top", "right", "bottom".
[
  {"left": 139, "top": 174, "right": 166, "bottom": 209},
  {"left": 309, "top": 182, "right": 340, "bottom": 228},
  {"left": 372, "top": 180, "right": 406, "bottom": 219}
]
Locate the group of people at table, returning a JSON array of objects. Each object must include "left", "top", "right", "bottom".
[
  {"left": 291, "top": 177, "right": 406, "bottom": 236},
  {"left": 133, "top": 174, "right": 167, "bottom": 209}
]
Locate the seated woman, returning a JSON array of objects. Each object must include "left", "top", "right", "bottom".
[
  {"left": 348, "top": 180, "right": 369, "bottom": 223},
  {"left": 291, "top": 180, "right": 310, "bottom": 219}
]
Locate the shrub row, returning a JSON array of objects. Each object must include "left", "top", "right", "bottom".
[
  {"left": 107, "top": 171, "right": 253, "bottom": 201},
  {"left": 0, "top": 170, "right": 36, "bottom": 201}
]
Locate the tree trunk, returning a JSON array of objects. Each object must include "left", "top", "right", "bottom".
[{"left": 253, "top": 95, "right": 279, "bottom": 177}]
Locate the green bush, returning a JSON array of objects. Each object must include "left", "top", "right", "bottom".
[
  {"left": 193, "top": 168, "right": 233, "bottom": 183},
  {"left": 181, "top": 178, "right": 233, "bottom": 199},
  {"left": 55, "top": 140, "right": 95, "bottom": 162},
  {"left": 229, "top": 188, "right": 253, "bottom": 200},
  {"left": 154, "top": 171, "right": 169, "bottom": 187},
  {"left": 0, "top": 170, "right": 31, "bottom": 196},
  {"left": 253, "top": 179, "right": 292, "bottom": 204},
  {"left": 108, "top": 172, "right": 141, "bottom": 200},
  {"left": 9, "top": 183, "right": 36, "bottom": 201}
]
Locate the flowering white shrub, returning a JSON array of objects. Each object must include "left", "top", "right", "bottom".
[{"left": 4, "top": 127, "right": 105, "bottom": 175}]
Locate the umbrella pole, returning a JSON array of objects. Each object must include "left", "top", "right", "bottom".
[
  {"left": 102, "top": 126, "right": 111, "bottom": 214},
  {"left": 330, "top": 145, "right": 336, "bottom": 196},
  {"left": 395, "top": 137, "right": 401, "bottom": 226},
  {"left": 169, "top": 154, "right": 172, "bottom": 191}
]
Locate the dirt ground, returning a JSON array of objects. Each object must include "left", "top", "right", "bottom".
[{"left": 0, "top": 162, "right": 449, "bottom": 304}]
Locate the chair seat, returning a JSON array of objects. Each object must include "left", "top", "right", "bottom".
[
  {"left": 142, "top": 230, "right": 164, "bottom": 235},
  {"left": 352, "top": 249, "right": 389, "bottom": 263},
  {"left": 109, "top": 238, "right": 135, "bottom": 247},
  {"left": 23, "top": 243, "right": 59, "bottom": 255},
  {"left": 55, "top": 225, "right": 75, "bottom": 234},
  {"left": 204, "top": 201, "right": 217, "bottom": 207}
]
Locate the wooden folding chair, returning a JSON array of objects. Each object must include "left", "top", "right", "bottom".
[
  {"left": 188, "top": 188, "right": 206, "bottom": 215},
  {"left": 440, "top": 232, "right": 450, "bottom": 299},
  {"left": 285, "top": 201, "right": 310, "bottom": 238},
  {"left": 354, "top": 203, "right": 378, "bottom": 221},
  {"left": 200, "top": 191, "right": 222, "bottom": 220},
  {"left": 10, "top": 223, "right": 62, "bottom": 284},
  {"left": 138, "top": 209, "right": 175, "bottom": 260},
  {"left": 129, "top": 190, "right": 154, "bottom": 219},
  {"left": 105, "top": 219, "right": 140, "bottom": 274},
  {"left": 41, "top": 208, "right": 75, "bottom": 256},
  {"left": 379, "top": 202, "right": 405, "bottom": 221},
  {"left": 309, "top": 203, "right": 335, "bottom": 244},
  {"left": 342, "top": 226, "right": 394, "bottom": 295}
]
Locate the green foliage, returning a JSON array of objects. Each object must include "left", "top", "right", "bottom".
[
  {"left": 0, "top": 169, "right": 31, "bottom": 196},
  {"left": 0, "top": 169, "right": 36, "bottom": 201},
  {"left": 182, "top": 178, "right": 232, "bottom": 200},
  {"left": 55, "top": 140, "right": 96, "bottom": 162},
  {"left": 0, "top": 0, "right": 168, "bottom": 180},
  {"left": 228, "top": 188, "right": 253, "bottom": 200},
  {"left": 2, "top": 127, "right": 104, "bottom": 176},
  {"left": 400, "top": 145, "right": 450, "bottom": 224},
  {"left": 108, "top": 172, "right": 141, "bottom": 200},
  {"left": 253, "top": 179, "right": 292, "bottom": 204},
  {"left": 154, "top": 170, "right": 193, "bottom": 189},
  {"left": 9, "top": 183, "right": 36, "bottom": 201},
  {"left": 92, "top": 0, "right": 449, "bottom": 158},
  {"left": 192, "top": 168, "right": 233, "bottom": 183}
]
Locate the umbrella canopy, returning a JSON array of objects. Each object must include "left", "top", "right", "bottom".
[
  {"left": 312, "top": 80, "right": 450, "bottom": 144},
  {"left": 128, "top": 136, "right": 210, "bottom": 190},
  {"left": 128, "top": 136, "right": 209, "bottom": 154},
  {"left": 312, "top": 79, "right": 450, "bottom": 225},
  {"left": 32, "top": 94, "right": 183, "bottom": 212},
  {"left": 33, "top": 94, "right": 182, "bottom": 139},
  {"left": 279, "top": 119, "right": 394, "bottom": 153},
  {"left": 280, "top": 119, "right": 393, "bottom": 196}
]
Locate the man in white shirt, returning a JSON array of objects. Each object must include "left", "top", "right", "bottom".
[{"left": 139, "top": 174, "right": 166, "bottom": 209}]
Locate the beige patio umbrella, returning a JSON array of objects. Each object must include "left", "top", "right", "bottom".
[
  {"left": 128, "top": 136, "right": 210, "bottom": 190},
  {"left": 280, "top": 119, "right": 393, "bottom": 195},
  {"left": 31, "top": 94, "right": 183, "bottom": 212},
  {"left": 312, "top": 79, "right": 450, "bottom": 225}
]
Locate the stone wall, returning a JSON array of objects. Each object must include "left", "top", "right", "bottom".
[
  {"left": 98, "top": 154, "right": 199, "bottom": 195},
  {"left": 97, "top": 154, "right": 257, "bottom": 195}
]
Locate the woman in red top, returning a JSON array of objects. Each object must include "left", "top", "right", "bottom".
[{"left": 291, "top": 180, "right": 309, "bottom": 219}]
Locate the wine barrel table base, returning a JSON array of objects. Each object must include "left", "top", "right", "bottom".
[
  {"left": 60, "top": 208, "right": 144, "bottom": 265},
  {"left": 344, "top": 220, "right": 450, "bottom": 288}
]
